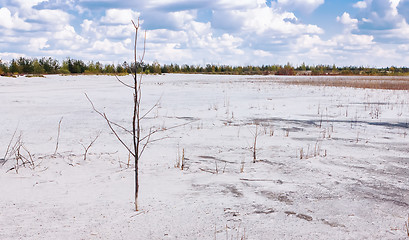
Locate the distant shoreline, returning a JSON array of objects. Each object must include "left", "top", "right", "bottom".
[
  {"left": 2, "top": 73, "right": 409, "bottom": 91},
  {"left": 3, "top": 72, "right": 409, "bottom": 78}
]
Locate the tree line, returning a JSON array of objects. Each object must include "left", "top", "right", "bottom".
[{"left": 1, "top": 57, "right": 409, "bottom": 76}]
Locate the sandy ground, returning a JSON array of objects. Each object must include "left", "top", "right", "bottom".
[{"left": 0, "top": 74, "right": 408, "bottom": 239}]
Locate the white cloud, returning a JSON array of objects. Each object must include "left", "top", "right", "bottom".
[
  {"left": 101, "top": 9, "right": 140, "bottom": 24},
  {"left": 253, "top": 49, "right": 273, "bottom": 57},
  {"left": 91, "top": 39, "right": 129, "bottom": 54},
  {"left": 357, "top": 0, "right": 404, "bottom": 29},
  {"left": 167, "top": 10, "right": 197, "bottom": 28},
  {"left": 333, "top": 34, "right": 374, "bottom": 50},
  {"left": 13, "top": 0, "right": 49, "bottom": 9},
  {"left": 295, "top": 34, "right": 335, "bottom": 50},
  {"left": 213, "top": 6, "right": 323, "bottom": 36},
  {"left": 0, "top": 7, "right": 31, "bottom": 30},
  {"left": 81, "top": 19, "right": 93, "bottom": 33},
  {"left": 353, "top": 1, "right": 368, "bottom": 9},
  {"left": 277, "top": 0, "right": 325, "bottom": 13},
  {"left": 31, "top": 9, "right": 71, "bottom": 27},
  {"left": 0, "top": 52, "right": 27, "bottom": 60},
  {"left": 28, "top": 38, "right": 50, "bottom": 51},
  {"left": 51, "top": 25, "right": 88, "bottom": 51},
  {"left": 2, "top": 0, "right": 409, "bottom": 67},
  {"left": 337, "top": 12, "right": 359, "bottom": 31},
  {"left": 216, "top": 0, "right": 266, "bottom": 9}
]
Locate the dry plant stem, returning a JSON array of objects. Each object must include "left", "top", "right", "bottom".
[
  {"left": 7, "top": 139, "right": 35, "bottom": 173},
  {"left": 181, "top": 148, "right": 185, "bottom": 170},
  {"left": 240, "top": 161, "right": 245, "bottom": 173},
  {"left": 253, "top": 125, "right": 258, "bottom": 163},
  {"left": 283, "top": 77, "right": 409, "bottom": 90},
  {"left": 54, "top": 117, "right": 63, "bottom": 155},
  {"left": 81, "top": 133, "right": 100, "bottom": 161},
  {"left": 2, "top": 127, "right": 18, "bottom": 165},
  {"left": 405, "top": 214, "right": 409, "bottom": 237},
  {"left": 127, "top": 150, "right": 131, "bottom": 168}
]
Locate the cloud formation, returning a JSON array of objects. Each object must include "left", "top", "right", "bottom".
[
  {"left": 0, "top": 0, "right": 408, "bottom": 67},
  {"left": 276, "top": 0, "right": 325, "bottom": 13}
]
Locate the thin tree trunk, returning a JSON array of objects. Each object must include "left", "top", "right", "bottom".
[{"left": 133, "top": 20, "right": 140, "bottom": 211}]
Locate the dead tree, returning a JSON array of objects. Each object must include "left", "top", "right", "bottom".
[
  {"left": 86, "top": 19, "right": 159, "bottom": 211},
  {"left": 86, "top": 18, "right": 194, "bottom": 211}
]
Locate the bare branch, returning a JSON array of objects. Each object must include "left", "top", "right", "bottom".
[
  {"left": 104, "top": 114, "right": 135, "bottom": 157},
  {"left": 138, "top": 128, "right": 152, "bottom": 159},
  {"left": 85, "top": 93, "right": 135, "bottom": 157},
  {"left": 140, "top": 95, "right": 162, "bottom": 120},
  {"left": 131, "top": 19, "right": 138, "bottom": 30},
  {"left": 164, "top": 120, "right": 198, "bottom": 132},
  {"left": 143, "top": 136, "right": 171, "bottom": 144},
  {"left": 115, "top": 75, "right": 133, "bottom": 88},
  {"left": 85, "top": 93, "right": 133, "bottom": 135},
  {"left": 139, "top": 31, "right": 147, "bottom": 63},
  {"left": 138, "top": 120, "right": 196, "bottom": 144},
  {"left": 132, "top": 18, "right": 139, "bottom": 78}
]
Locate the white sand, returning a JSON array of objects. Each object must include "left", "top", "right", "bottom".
[{"left": 0, "top": 74, "right": 408, "bottom": 239}]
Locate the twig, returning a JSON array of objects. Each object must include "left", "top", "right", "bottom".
[
  {"left": 2, "top": 126, "right": 18, "bottom": 165},
  {"left": 54, "top": 117, "right": 63, "bottom": 155},
  {"left": 138, "top": 127, "right": 153, "bottom": 159},
  {"left": 85, "top": 93, "right": 135, "bottom": 157},
  {"left": 140, "top": 95, "right": 162, "bottom": 120},
  {"left": 253, "top": 125, "right": 258, "bottom": 163},
  {"left": 240, "top": 178, "right": 277, "bottom": 182},
  {"left": 85, "top": 93, "right": 132, "bottom": 135},
  {"left": 199, "top": 167, "right": 216, "bottom": 174},
  {"left": 139, "top": 31, "right": 147, "bottom": 63},
  {"left": 80, "top": 132, "right": 101, "bottom": 161},
  {"left": 115, "top": 75, "right": 134, "bottom": 88}
]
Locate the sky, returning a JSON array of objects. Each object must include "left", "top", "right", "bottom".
[{"left": 1, "top": 0, "right": 409, "bottom": 67}]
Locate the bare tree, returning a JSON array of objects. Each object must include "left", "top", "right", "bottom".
[
  {"left": 86, "top": 19, "right": 162, "bottom": 211},
  {"left": 87, "top": 18, "right": 194, "bottom": 211}
]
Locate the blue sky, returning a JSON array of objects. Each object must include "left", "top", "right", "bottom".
[{"left": 1, "top": 0, "right": 409, "bottom": 67}]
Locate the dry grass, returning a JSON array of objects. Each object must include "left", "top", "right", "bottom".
[{"left": 278, "top": 76, "right": 409, "bottom": 90}]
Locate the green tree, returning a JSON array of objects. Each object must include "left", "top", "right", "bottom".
[
  {"left": 152, "top": 61, "right": 161, "bottom": 74},
  {"left": 33, "top": 59, "right": 45, "bottom": 74},
  {"left": 0, "top": 60, "right": 7, "bottom": 75},
  {"left": 17, "top": 57, "right": 34, "bottom": 73},
  {"left": 277, "top": 63, "right": 295, "bottom": 75},
  {"left": 9, "top": 59, "right": 21, "bottom": 74},
  {"left": 39, "top": 57, "right": 59, "bottom": 74},
  {"left": 60, "top": 60, "right": 70, "bottom": 74}
]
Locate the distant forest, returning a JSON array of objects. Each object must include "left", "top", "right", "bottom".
[{"left": 1, "top": 57, "right": 409, "bottom": 76}]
